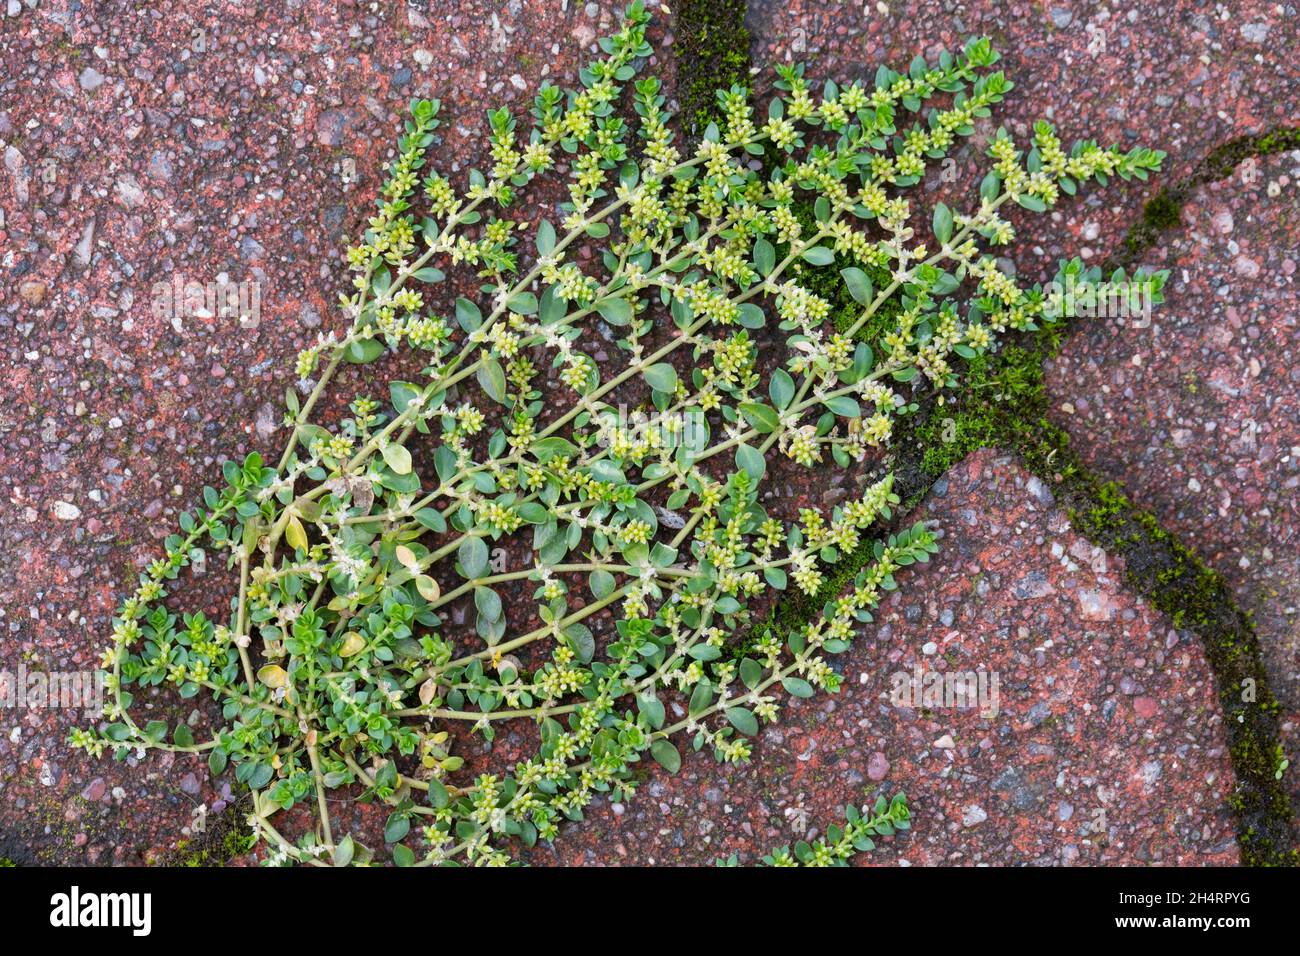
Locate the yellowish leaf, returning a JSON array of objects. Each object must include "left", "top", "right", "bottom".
[
  {"left": 495, "top": 654, "right": 521, "bottom": 683},
  {"left": 418, "top": 678, "right": 437, "bottom": 706},
  {"left": 415, "top": 574, "right": 440, "bottom": 602},
  {"left": 257, "top": 664, "right": 288, "bottom": 689},
  {"left": 285, "top": 513, "right": 309, "bottom": 552},
  {"left": 395, "top": 544, "right": 420, "bottom": 571}
]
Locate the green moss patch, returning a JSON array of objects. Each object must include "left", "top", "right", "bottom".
[
  {"left": 153, "top": 796, "right": 256, "bottom": 867},
  {"left": 675, "top": 0, "right": 752, "bottom": 144},
  {"left": 1115, "top": 126, "right": 1299, "bottom": 273}
]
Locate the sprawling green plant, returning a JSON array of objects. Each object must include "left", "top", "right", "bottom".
[
  {"left": 73, "top": 3, "right": 1167, "bottom": 865},
  {"left": 716, "top": 793, "right": 912, "bottom": 867}
]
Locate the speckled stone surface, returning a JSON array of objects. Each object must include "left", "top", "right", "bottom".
[
  {"left": 0, "top": 0, "right": 667, "bottom": 864},
  {"left": 523, "top": 450, "right": 1238, "bottom": 866},
  {"left": 1045, "top": 149, "right": 1300, "bottom": 813}
]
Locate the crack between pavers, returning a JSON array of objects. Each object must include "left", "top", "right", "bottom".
[{"left": 1109, "top": 126, "right": 1300, "bottom": 275}]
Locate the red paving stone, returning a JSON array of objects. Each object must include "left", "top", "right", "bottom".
[{"left": 1045, "top": 148, "right": 1300, "bottom": 815}]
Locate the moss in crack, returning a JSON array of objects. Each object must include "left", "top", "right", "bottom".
[
  {"left": 1197, "top": 126, "right": 1300, "bottom": 186},
  {"left": 1118, "top": 191, "right": 1185, "bottom": 268},
  {"left": 1067, "top": 474, "right": 1294, "bottom": 865},
  {"left": 153, "top": 795, "right": 255, "bottom": 867},
  {"left": 1141, "top": 191, "right": 1183, "bottom": 231},
  {"left": 910, "top": 338, "right": 1067, "bottom": 495},
  {"left": 675, "top": 0, "right": 752, "bottom": 145},
  {"left": 1112, "top": 125, "right": 1299, "bottom": 273}
]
